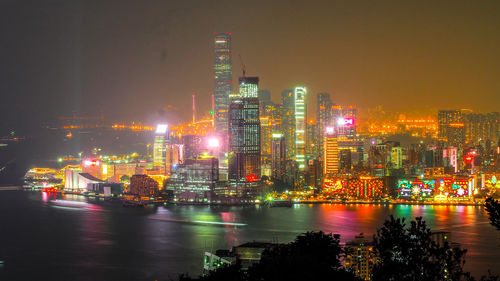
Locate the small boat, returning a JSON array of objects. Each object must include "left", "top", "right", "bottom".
[{"left": 268, "top": 199, "right": 293, "bottom": 207}]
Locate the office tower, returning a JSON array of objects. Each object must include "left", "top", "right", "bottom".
[
  {"left": 306, "top": 121, "right": 318, "bottom": 158},
  {"left": 153, "top": 124, "right": 169, "bottom": 174},
  {"left": 260, "top": 102, "right": 282, "bottom": 176},
  {"left": 294, "top": 86, "right": 307, "bottom": 170},
  {"left": 239, "top": 77, "right": 259, "bottom": 98},
  {"left": 443, "top": 146, "right": 458, "bottom": 173},
  {"left": 165, "top": 143, "right": 183, "bottom": 177},
  {"left": 324, "top": 127, "right": 339, "bottom": 175},
  {"left": 167, "top": 156, "right": 219, "bottom": 202},
  {"left": 391, "top": 146, "right": 403, "bottom": 169},
  {"left": 464, "top": 112, "right": 500, "bottom": 145},
  {"left": 339, "top": 149, "right": 352, "bottom": 173},
  {"left": 214, "top": 32, "right": 232, "bottom": 137},
  {"left": 228, "top": 79, "right": 261, "bottom": 182},
  {"left": 332, "top": 106, "right": 357, "bottom": 139},
  {"left": 271, "top": 133, "right": 285, "bottom": 180},
  {"left": 281, "top": 89, "right": 296, "bottom": 160},
  {"left": 182, "top": 135, "right": 202, "bottom": 159},
  {"left": 317, "top": 93, "right": 333, "bottom": 158},
  {"left": 438, "top": 110, "right": 465, "bottom": 147}
]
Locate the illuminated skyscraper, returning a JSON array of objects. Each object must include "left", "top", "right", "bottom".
[
  {"left": 332, "top": 106, "right": 357, "bottom": 139},
  {"left": 271, "top": 133, "right": 286, "bottom": 180},
  {"left": 228, "top": 78, "right": 261, "bottom": 182},
  {"left": 153, "top": 124, "right": 169, "bottom": 174},
  {"left": 214, "top": 32, "right": 232, "bottom": 137},
  {"left": 438, "top": 110, "right": 465, "bottom": 147},
  {"left": 294, "top": 86, "right": 307, "bottom": 170},
  {"left": 324, "top": 127, "right": 339, "bottom": 175},
  {"left": 317, "top": 93, "right": 333, "bottom": 158},
  {"left": 239, "top": 77, "right": 259, "bottom": 98},
  {"left": 281, "top": 89, "right": 295, "bottom": 160},
  {"left": 463, "top": 112, "right": 499, "bottom": 145}
]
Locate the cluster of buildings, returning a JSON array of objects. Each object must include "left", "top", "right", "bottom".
[{"left": 32, "top": 32, "right": 499, "bottom": 204}]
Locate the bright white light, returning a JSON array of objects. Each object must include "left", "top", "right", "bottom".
[
  {"left": 325, "top": 127, "right": 334, "bottom": 135},
  {"left": 207, "top": 138, "right": 220, "bottom": 148},
  {"left": 84, "top": 160, "right": 92, "bottom": 166},
  {"left": 272, "top": 133, "right": 283, "bottom": 138},
  {"left": 156, "top": 124, "right": 168, "bottom": 134}
]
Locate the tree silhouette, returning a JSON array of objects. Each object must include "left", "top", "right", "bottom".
[
  {"left": 485, "top": 197, "right": 500, "bottom": 231},
  {"left": 182, "top": 231, "right": 360, "bottom": 281},
  {"left": 247, "top": 231, "right": 360, "bottom": 281},
  {"left": 372, "top": 216, "right": 468, "bottom": 281}
]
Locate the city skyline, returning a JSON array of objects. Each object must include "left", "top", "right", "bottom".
[{"left": 1, "top": 0, "right": 500, "bottom": 133}]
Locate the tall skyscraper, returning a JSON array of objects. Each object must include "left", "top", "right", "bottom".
[
  {"left": 153, "top": 124, "right": 169, "bottom": 174},
  {"left": 214, "top": 32, "right": 232, "bottom": 137},
  {"left": 281, "top": 89, "right": 295, "bottom": 160},
  {"left": 324, "top": 127, "right": 339, "bottom": 175},
  {"left": 294, "top": 86, "right": 307, "bottom": 170},
  {"left": 271, "top": 133, "right": 286, "bottom": 180},
  {"left": 332, "top": 106, "right": 357, "bottom": 139},
  {"left": 239, "top": 77, "right": 259, "bottom": 98},
  {"left": 228, "top": 78, "right": 261, "bottom": 182},
  {"left": 317, "top": 93, "right": 333, "bottom": 159},
  {"left": 463, "top": 112, "right": 499, "bottom": 145},
  {"left": 438, "top": 110, "right": 465, "bottom": 147}
]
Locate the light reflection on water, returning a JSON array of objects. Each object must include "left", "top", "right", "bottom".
[{"left": 0, "top": 191, "right": 499, "bottom": 281}]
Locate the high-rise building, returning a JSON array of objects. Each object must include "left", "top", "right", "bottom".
[
  {"left": 271, "top": 133, "right": 286, "bottom": 180},
  {"left": 239, "top": 77, "right": 259, "bottom": 98},
  {"left": 153, "top": 124, "right": 169, "bottom": 173},
  {"left": 463, "top": 112, "right": 499, "bottom": 145},
  {"left": 317, "top": 93, "right": 333, "bottom": 159},
  {"left": 214, "top": 32, "right": 232, "bottom": 137},
  {"left": 324, "top": 127, "right": 339, "bottom": 175},
  {"left": 167, "top": 156, "right": 219, "bottom": 202},
  {"left": 182, "top": 135, "right": 202, "bottom": 159},
  {"left": 165, "top": 143, "right": 183, "bottom": 177},
  {"left": 228, "top": 78, "right": 261, "bottom": 182},
  {"left": 294, "top": 86, "right": 307, "bottom": 170},
  {"left": 344, "top": 234, "right": 376, "bottom": 281},
  {"left": 332, "top": 106, "right": 357, "bottom": 139},
  {"left": 438, "top": 110, "right": 465, "bottom": 147},
  {"left": 281, "top": 89, "right": 295, "bottom": 160}
]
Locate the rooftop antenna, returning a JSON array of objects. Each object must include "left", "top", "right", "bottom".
[{"left": 238, "top": 54, "right": 246, "bottom": 77}]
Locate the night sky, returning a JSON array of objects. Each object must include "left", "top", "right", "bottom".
[{"left": 1, "top": 0, "right": 499, "bottom": 133}]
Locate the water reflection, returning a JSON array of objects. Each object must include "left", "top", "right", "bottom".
[{"left": 1, "top": 191, "right": 498, "bottom": 280}]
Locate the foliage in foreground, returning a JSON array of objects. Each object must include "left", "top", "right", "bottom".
[
  {"left": 485, "top": 197, "right": 500, "bottom": 231},
  {"left": 180, "top": 216, "right": 499, "bottom": 281}
]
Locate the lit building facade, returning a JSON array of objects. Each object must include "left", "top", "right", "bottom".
[
  {"left": 324, "top": 127, "right": 339, "bottom": 175},
  {"left": 228, "top": 80, "right": 261, "bottom": 182},
  {"left": 239, "top": 77, "right": 259, "bottom": 98},
  {"left": 463, "top": 112, "right": 499, "bottom": 145},
  {"left": 271, "top": 133, "right": 286, "bottom": 180},
  {"left": 294, "top": 86, "right": 307, "bottom": 170},
  {"left": 317, "top": 93, "right": 333, "bottom": 158},
  {"left": 214, "top": 32, "right": 232, "bottom": 137},
  {"left": 281, "top": 89, "right": 295, "bottom": 160},
  {"left": 153, "top": 124, "right": 169, "bottom": 173},
  {"left": 438, "top": 110, "right": 465, "bottom": 147},
  {"left": 167, "top": 156, "right": 219, "bottom": 202},
  {"left": 344, "top": 234, "right": 376, "bottom": 281}
]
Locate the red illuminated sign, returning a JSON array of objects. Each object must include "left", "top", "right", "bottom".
[{"left": 246, "top": 174, "right": 258, "bottom": 182}]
